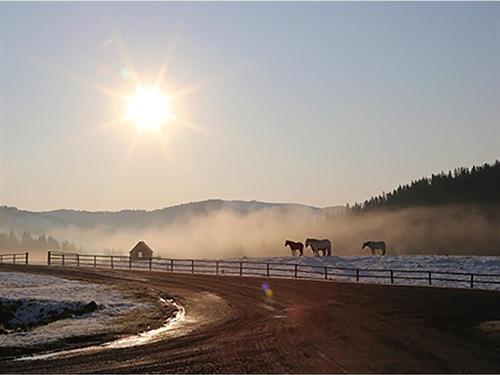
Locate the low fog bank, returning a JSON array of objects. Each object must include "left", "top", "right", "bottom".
[
  {"left": 30, "top": 204, "right": 499, "bottom": 260},
  {"left": 332, "top": 205, "right": 500, "bottom": 256}
]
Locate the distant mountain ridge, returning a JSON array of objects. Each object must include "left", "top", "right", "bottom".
[{"left": 0, "top": 199, "right": 345, "bottom": 234}]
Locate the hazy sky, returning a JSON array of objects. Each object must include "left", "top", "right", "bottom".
[{"left": 1, "top": 2, "right": 499, "bottom": 211}]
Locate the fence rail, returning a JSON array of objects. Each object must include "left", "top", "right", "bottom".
[
  {"left": 0, "top": 252, "right": 29, "bottom": 265},
  {"left": 45, "top": 251, "right": 500, "bottom": 291}
]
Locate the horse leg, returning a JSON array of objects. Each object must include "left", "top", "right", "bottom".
[{"left": 371, "top": 249, "right": 374, "bottom": 256}]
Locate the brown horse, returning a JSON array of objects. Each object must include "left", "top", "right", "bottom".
[{"left": 285, "top": 240, "right": 304, "bottom": 256}]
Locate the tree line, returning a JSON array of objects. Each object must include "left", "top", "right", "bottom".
[
  {"left": 351, "top": 160, "right": 500, "bottom": 211},
  {"left": 0, "top": 231, "right": 80, "bottom": 252}
]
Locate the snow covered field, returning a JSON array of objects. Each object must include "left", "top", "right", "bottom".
[
  {"left": 48, "top": 253, "right": 500, "bottom": 291},
  {"left": 0, "top": 271, "right": 147, "bottom": 347},
  {"left": 232, "top": 255, "right": 500, "bottom": 275},
  {"left": 217, "top": 255, "right": 500, "bottom": 290}
]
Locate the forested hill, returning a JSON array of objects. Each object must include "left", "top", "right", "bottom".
[{"left": 352, "top": 160, "right": 500, "bottom": 211}]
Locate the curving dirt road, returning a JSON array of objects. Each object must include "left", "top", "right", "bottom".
[{"left": 1, "top": 264, "right": 500, "bottom": 373}]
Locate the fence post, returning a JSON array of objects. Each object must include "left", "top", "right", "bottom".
[
  {"left": 13, "top": 254, "right": 16, "bottom": 264},
  {"left": 266, "top": 263, "right": 270, "bottom": 278},
  {"left": 77, "top": 254, "right": 80, "bottom": 267},
  {"left": 428, "top": 272, "right": 432, "bottom": 285},
  {"left": 240, "top": 262, "right": 243, "bottom": 277},
  {"left": 191, "top": 260, "right": 194, "bottom": 273},
  {"left": 25, "top": 252, "right": 29, "bottom": 265},
  {"left": 94, "top": 255, "right": 97, "bottom": 268},
  {"left": 324, "top": 267, "right": 328, "bottom": 280},
  {"left": 111, "top": 256, "right": 114, "bottom": 269},
  {"left": 390, "top": 270, "right": 394, "bottom": 284},
  {"left": 47, "top": 251, "right": 51, "bottom": 266},
  {"left": 294, "top": 264, "right": 298, "bottom": 279},
  {"left": 62, "top": 254, "right": 65, "bottom": 266},
  {"left": 170, "top": 259, "right": 174, "bottom": 272},
  {"left": 356, "top": 269, "right": 359, "bottom": 282},
  {"left": 0, "top": 254, "right": 3, "bottom": 263},
  {"left": 216, "top": 261, "right": 219, "bottom": 275},
  {"left": 149, "top": 258, "right": 152, "bottom": 271},
  {"left": 470, "top": 274, "right": 474, "bottom": 288},
  {"left": 129, "top": 256, "right": 132, "bottom": 270}
]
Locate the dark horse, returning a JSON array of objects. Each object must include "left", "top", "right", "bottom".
[
  {"left": 362, "top": 241, "right": 386, "bottom": 255},
  {"left": 285, "top": 240, "right": 304, "bottom": 256}
]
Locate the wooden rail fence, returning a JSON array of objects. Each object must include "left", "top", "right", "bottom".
[
  {"left": 46, "top": 251, "right": 500, "bottom": 291},
  {"left": 0, "top": 252, "right": 29, "bottom": 265}
]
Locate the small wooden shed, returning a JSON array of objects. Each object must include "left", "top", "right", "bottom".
[{"left": 129, "top": 241, "right": 153, "bottom": 260}]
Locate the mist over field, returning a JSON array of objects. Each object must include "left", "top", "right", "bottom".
[
  {"left": 62, "top": 205, "right": 500, "bottom": 258},
  {"left": 3, "top": 201, "right": 498, "bottom": 263}
]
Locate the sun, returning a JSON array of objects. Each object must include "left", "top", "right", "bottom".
[{"left": 124, "top": 87, "right": 172, "bottom": 131}]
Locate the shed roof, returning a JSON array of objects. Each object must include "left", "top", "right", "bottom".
[{"left": 129, "top": 241, "right": 154, "bottom": 255}]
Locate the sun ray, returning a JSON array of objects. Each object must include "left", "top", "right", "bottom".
[
  {"left": 168, "top": 76, "right": 223, "bottom": 101},
  {"left": 169, "top": 115, "right": 214, "bottom": 137},
  {"left": 124, "top": 133, "right": 141, "bottom": 164},
  {"left": 169, "top": 59, "right": 260, "bottom": 101},
  {"left": 107, "top": 25, "right": 141, "bottom": 87},
  {"left": 154, "top": 19, "right": 186, "bottom": 91},
  {"left": 32, "top": 56, "right": 124, "bottom": 100},
  {"left": 73, "top": 75, "right": 123, "bottom": 100},
  {"left": 156, "top": 131, "right": 174, "bottom": 162},
  {"left": 32, "top": 17, "right": 263, "bottom": 172},
  {"left": 84, "top": 116, "right": 125, "bottom": 135}
]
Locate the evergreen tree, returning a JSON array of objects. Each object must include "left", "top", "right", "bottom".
[{"left": 351, "top": 160, "right": 500, "bottom": 211}]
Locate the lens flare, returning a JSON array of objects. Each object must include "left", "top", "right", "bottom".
[
  {"left": 261, "top": 282, "right": 273, "bottom": 298},
  {"left": 121, "top": 67, "right": 130, "bottom": 80}
]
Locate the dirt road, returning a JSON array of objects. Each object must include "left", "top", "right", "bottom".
[{"left": 1, "top": 264, "right": 500, "bottom": 373}]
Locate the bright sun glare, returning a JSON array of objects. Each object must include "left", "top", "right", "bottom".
[{"left": 124, "top": 87, "right": 171, "bottom": 131}]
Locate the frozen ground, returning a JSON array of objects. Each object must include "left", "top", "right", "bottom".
[
  {"left": 215, "top": 255, "right": 500, "bottom": 290},
  {"left": 232, "top": 255, "right": 500, "bottom": 274},
  {"left": 0, "top": 271, "right": 147, "bottom": 347},
  {"left": 48, "top": 253, "right": 500, "bottom": 291}
]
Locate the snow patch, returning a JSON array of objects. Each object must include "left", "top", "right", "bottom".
[
  {"left": 0, "top": 271, "right": 146, "bottom": 347},
  {"left": 17, "top": 297, "right": 185, "bottom": 361}
]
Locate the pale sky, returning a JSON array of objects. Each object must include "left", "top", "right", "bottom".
[{"left": 1, "top": 2, "right": 499, "bottom": 211}]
